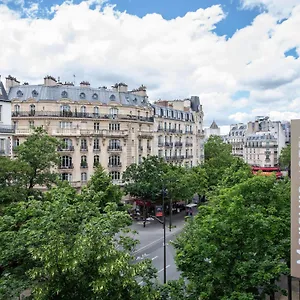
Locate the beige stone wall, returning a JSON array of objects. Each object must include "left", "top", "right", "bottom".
[{"left": 11, "top": 97, "right": 204, "bottom": 186}]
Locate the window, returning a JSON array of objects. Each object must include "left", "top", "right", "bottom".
[
  {"left": 94, "top": 106, "right": 99, "bottom": 116},
  {"left": 61, "top": 173, "right": 72, "bottom": 181},
  {"left": 158, "top": 150, "right": 163, "bottom": 157},
  {"left": 29, "top": 121, "right": 34, "bottom": 128},
  {"left": 109, "top": 94, "right": 116, "bottom": 101},
  {"left": 138, "top": 154, "right": 142, "bottom": 164},
  {"left": 14, "top": 138, "right": 20, "bottom": 147},
  {"left": 94, "top": 155, "right": 100, "bottom": 167},
  {"left": 60, "top": 121, "right": 72, "bottom": 129},
  {"left": 94, "top": 122, "right": 100, "bottom": 131},
  {"left": 0, "top": 139, "right": 5, "bottom": 153},
  {"left": 81, "top": 172, "right": 87, "bottom": 182},
  {"left": 0, "top": 105, "right": 2, "bottom": 121},
  {"left": 61, "top": 91, "right": 68, "bottom": 98},
  {"left": 81, "top": 155, "right": 87, "bottom": 168},
  {"left": 109, "top": 139, "right": 121, "bottom": 150},
  {"left": 110, "top": 171, "right": 120, "bottom": 181},
  {"left": 32, "top": 90, "right": 38, "bottom": 97},
  {"left": 80, "top": 92, "right": 86, "bottom": 99},
  {"left": 14, "top": 105, "right": 20, "bottom": 113},
  {"left": 109, "top": 123, "right": 120, "bottom": 131},
  {"left": 92, "top": 93, "right": 98, "bottom": 100},
  {"left": 94, "top": 138, "right": 100, "bottom": 150},
  {"left": 109, "top": 155, "right": 121, "bottom": 166},
  {"left": 80, "top": 106, "right": 86, "bottom": 116},
  {"left": 29, "top": 104, "right": 35, "bottom": 116},
  {"left": 62, "top": 138, "right": 73, "bottom": 150},
  {"left": 109, "top": 108, "right": 118, "bottom": 117},
  {"left": 60, "top": 104, "right": 70, "bottom": 112},
  {"left": 81, "top": 139, "right": 87, "bottom": 150},
  {"left": 60, "top": 156, "right": 72, "bottom": 168}
]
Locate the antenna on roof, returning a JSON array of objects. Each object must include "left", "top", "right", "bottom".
[{"left": 73, "top": 74, "right": 76, "bottom": 86}]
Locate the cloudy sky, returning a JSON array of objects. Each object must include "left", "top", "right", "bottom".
[{"left": 0, "top": 0, "right": 300, "bottom": 131}]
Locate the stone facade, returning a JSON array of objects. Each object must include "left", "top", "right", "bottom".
[{"left": 6, "top": 76, "right": 204, "bottom": 187}]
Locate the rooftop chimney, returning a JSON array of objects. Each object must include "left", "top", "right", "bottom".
[
  {"left": 118, "top": 82, "right": 128, "bottom": 93},
  {"left": 80, "top": 81, "right": 90, "bottom": 88},
  {"left": 131, "top": 84, "right": 147, "bottom": 97},
  {"left": 6, "top": 75, "right": 20, "bottom": 91},
  {"left": 44, "top": 75, "right": 57, "bottom": 86}
]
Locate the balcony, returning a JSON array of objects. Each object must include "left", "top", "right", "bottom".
[
  {"left": 108, "top": 163, "right": 122, "bottom": 168},
  {"left": 59, "top": 164, "right": 74, "bottom": 170},
  {"left": 165, "top": 142, "right": 173, "bottom": 148},
  {"left": 185, "top": 143, "right": 193, "bottom": 147},
  {"left": 93, "top": 162, "right": 100, "bottom": 168},
  {"left": 15, "top": 128, "right": 34, "bottom": 135},
  {"left": 80, "top": 147, "right": 88, "bottom": 152},
  {"left": 107, "top": 146, "right": 122, "bottom": 152},
  {"left": 53, "top": 128, "right": 79, "bottom": 136},
  {"left": 175, "top": 142, "right": 183, "bottom": 147},
  {"left": 158, "top": 143, "right": 164, "bottom": 147},
  {"left": 57, "top": 146, "right": 74, "bottom": 152},
  {"left": 93, "top": 147, "right": 101, "bottom": 152},
  {"left": 12, "top": 111, "right": 154, "bottom": 123},
  {"left": 186, "top": 155, "right": 193, "bottom": 159},
  {"left": 0, "top": 125, "right": 15, "bottom": 133},
  {"left": 80, "top": 162, "right": 88, "bottom": 168}
]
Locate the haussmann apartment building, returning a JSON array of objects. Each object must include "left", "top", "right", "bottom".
[{"left": 5, "top": 75, "right": 205, "bottom": 188}]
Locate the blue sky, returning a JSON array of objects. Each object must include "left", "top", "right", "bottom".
[{"left": 1, "top": 0, "right": 300, "bottom": 129}]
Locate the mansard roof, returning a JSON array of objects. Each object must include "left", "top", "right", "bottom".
[
  {"left": 8, "top": 85, "right": 149, "bottom": 107},
  {"left": 0, "top": 80, "right": 9, "bottom": 102}
]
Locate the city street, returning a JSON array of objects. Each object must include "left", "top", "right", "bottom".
[{"left": 131, "top": 211, "right": 187, "bottom": 283}]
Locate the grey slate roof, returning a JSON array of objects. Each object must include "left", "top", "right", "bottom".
[
  {"left": 8, "top": 85, "right": 149, "bottom": 107},
  {"left": 0, "top": 81, "right": 9, "bottom": 102},
  {"left": 210, "top": 120, "right": 219, "bottom": 129}
]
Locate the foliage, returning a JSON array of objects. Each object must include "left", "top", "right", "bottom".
[
  {"left": 203, "top": 136, "right": 234, "bottom": 188},
  {"left": 174, "top": 175, "right": 290, "bottom": 299},
  {"left": 0, "top": 182, "right": 159, "bottom": 300},
  {"left": 157, "top": 278, "right": 190, "bottom": 300},
  {"left": 79, "top": 165, "right": 123, "bottom": 210},
  {"left": 279, "top": 144, "right": 291, "bottom": 170},
  {"left": 122, "top": 156, "right": 169, "bottom": 202},
  {"left": 0, "top": 157, "right": 29, "bottom": 206}
]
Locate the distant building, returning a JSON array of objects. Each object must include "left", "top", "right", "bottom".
[
  {"left": 0, "top": 77, "right": 14, "bottom": 156},
  {"left": 227, "top": 123, "right": 247, "bottom": 158},
  {"left": 204, "top": 120, "right": 220, "bottom": 139}
]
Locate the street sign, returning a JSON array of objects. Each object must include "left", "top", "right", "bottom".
[
  {"left": 291, "top": 120, "right": 300, "bottom": 278},
  {"left": 155, "top": 205, "right": 163, "bottom": 217}
]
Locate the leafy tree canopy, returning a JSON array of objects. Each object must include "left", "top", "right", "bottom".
[
  {"left": 279, "top": 144, "right": 291, "bottom": 171},
  {"left": 174, "top": 175, "right": 290, "bottom": 300}
]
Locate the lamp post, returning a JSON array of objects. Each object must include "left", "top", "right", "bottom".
[{"left": 162, "top": 186, "right": 167, "bottom": 284}]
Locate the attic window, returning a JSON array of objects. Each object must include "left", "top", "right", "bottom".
[
  {"left": 61, "top": 91, "right": 68, "bottom": 98},
  {"left": 125, "top": 96, "right": 130, "bottom": 102},
  {"left": 110, "top": 94, "right": 116, "bottom": 101},
  {"left": 92, "top": 93, "right": 98, "bottom": 100},
  {"left": 17, "top": 90, "right": 23, "bottom": 97},
  {"left": 80, "top": 92, "right": 86, "bottom": 99},
  {"left": 133, "top": 97, "right": 137, "bottom": 102},
  {"left": 32, "top": 90, "right": 38, "bottom": 97}
]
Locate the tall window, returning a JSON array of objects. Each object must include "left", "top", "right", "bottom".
[
  {"left": 60, "top": 104, "right": 70, "bottom": 116},
  {"left": 94, "top": 106, "right": 99, "bottom": 117},
  {"left": 110, "top": 171, "right": 120, "bottom": 181},
  {"left": 109, "top": 123, "right": 120, "bottom": 131},
  {"left": 109, "top": 108, "right": 118, "bottom": 117},
  {"left": 109, "top": 139, "right": 121, "bottom": 150},
  {"left": 62, "top": 138, "right": 73, "bottom": 150},
  {"left": 29, "top": 104, "right": 35, "bottom": 116},
  {"left": 81, "top": 106, "right": 86, "bottom": 113},
  {"left": 109, "top": 155, "right": 120, "bottom": 166},
  {"left": 14, "top": 105, "right": 20, "bottom": 113},
  {"left": 0, "top": 139, "right": 5, "bottom": 153},
  {"left": 29, "top": 121, "right": 34, "bottom": 128},
  {"left": 60, "top": 156, "right": 72, "bottom": 168},
  {"left": 81, "top": 155, "right": 87, "bottom": 167},
  {"left": 94, "top": 155, "right": 100, "bottom": 167},
  {"left": 60, "top": 121, "right": 72, "bottom": 129},
  {"left": 14, "top": 138, "right": 20, "bottom": 147},
  {"left": 94, "top": 122, "right": 100, "bottom": 131},
  {"left": 94, "top": 138, "right": 100, "bottom": 150},
  {"left": 81, "top": 139, "right": 87, "bottom": 150},
  {"left": 61, "top": 173, "right": 72, "bottom": 181},
  {"left": 81, "top": 172, "right": 87, "bottom": 182}
]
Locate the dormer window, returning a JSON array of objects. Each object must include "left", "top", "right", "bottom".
[
  {"left": 133, "top": 97, "right": 137, "bottom": 103},
  {"left": 92, "top": 93, "right": 98, "bottom": 100},
  {"left": 61, "top": 91, "right": 68, "bottom": 98},
  {"left": 110, "top": 94, "right": 116, "bottom": 101},
  {"left": 80, "top": 92, "right": 86, "bottom": 99},
  {"left": 17, "top": 90, "right": 23, "bottom": 98},
  {"left": 32, "top": 90, "right": 38, "bottom": 97}
]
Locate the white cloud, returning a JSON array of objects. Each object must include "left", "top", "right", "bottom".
[
  {"left": 0, "top": 1, "right": 300, "bottom": 127},
  {"left": 240, "top": 0, "right": 299, "bottom": 18}
]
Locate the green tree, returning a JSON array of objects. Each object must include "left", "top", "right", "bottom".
[
  {"left": 279, "top": 144, "right": 291, "bottom": 176},
  {"left": 80, "top": 165, "right": 123, "bottom": 210},
  {"left": 0, "top": 183, "right": 159, "bottom": 299},
  {"left": 15, "top": 127, "right": 61, "bottom": 198},
  {"left": 123, "top": 156, "right": 168, "bottom": 202},
  {"left": 0, "top": 157, "right": 29, "bottom": 206},
  {"left": 174, "top": 175, "right": 290, "bottom": 299},
  {"left": 203, "top": 136, "right": 234, "bottom": 188}
]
